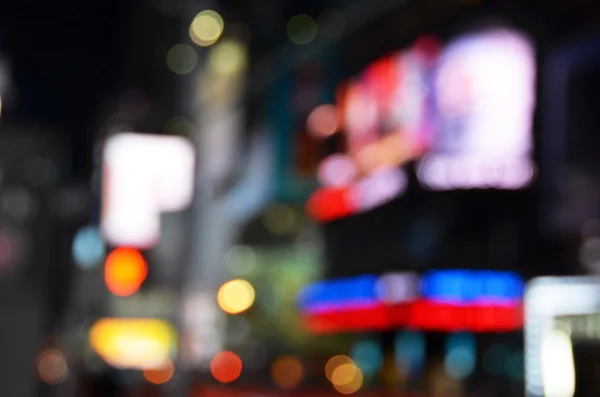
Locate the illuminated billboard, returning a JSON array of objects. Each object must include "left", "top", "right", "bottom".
[
  {"left": 101, "top": 133, "right": 195, "bottom": 248},
  {"left": 307, "top": 27, "right": 536, "bottom": 222}
]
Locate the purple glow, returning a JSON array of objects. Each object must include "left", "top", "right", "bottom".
[{"left": 318, "top": 154, "right": 358, "bottom": 187}]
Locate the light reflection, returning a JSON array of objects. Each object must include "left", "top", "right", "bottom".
[{"left": 37, "top": 349, "right": 68, "bottom": 385}]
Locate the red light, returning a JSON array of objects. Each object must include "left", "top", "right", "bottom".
[
  {"left": 210, "top": 351, "right": 243, "bottom": 383},
  {"left": 302, "top": 300, "right": 523, "bottom": 334},
  {"left": 306, "top": 187, "right": 355, "bottom": 222},
  {"left": 104, "top": 248, "right": 148, "bottom": 297}
]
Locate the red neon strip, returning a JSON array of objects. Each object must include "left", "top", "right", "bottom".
[{"left": 302, "top": 300, "right": 523, "bottom": 334}]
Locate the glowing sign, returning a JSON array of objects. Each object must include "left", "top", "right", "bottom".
[
  {"left": 306, "top": 28, "right": 536, "bottom": 222},
  {"left": 299, "top": 270, "right": 524, "bottom": 334},
  {"left": 89, "top": 318, "right": 177, "bottom": 370},
  {"left": 524, "top": 277, "right": 600, "bottom": 397},
  {"left": 101, "top": 133, "right": 195, "bottom": 248},
  {"left": 418, "top": 28, "right": 536, "bottom": 190},
  {"left": 421, "top": 270, "right": 524, "bottom": 304}
]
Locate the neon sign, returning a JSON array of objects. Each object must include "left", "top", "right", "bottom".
[
  {"left": 298, "top": 270, "right": 524, "bottom": 334},
  {"left": 306, "top": 28, "right": 536, "bottom": 222}
]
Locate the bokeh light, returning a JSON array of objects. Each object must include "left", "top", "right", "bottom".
[
  {"left": 72, "top": 226, "right": 105, "bottom": 270},
  {"left": 331, "top": 362, "right": 363, "bottom": 394},
  {"left": 271, "top": 356, "right": 304, "bottom": 390},
  {"left": 351, "top": 340, "right": 383, "bottom": 376},
  {"left": 325, "top": 355, "right": 354, "bottom": 382},
  {"left": 37, "top": 349, "right": 68, "bottom": 385},
  {"left": 217, "top": 279, "right": 255, "bottom": 314},
  {"left": 444, "top": 333, "right": 476, "bottom": 379},
  {"left": 190, "top": 10, "right": 224, "bottom": 47},
  {"left": 143, "top": 360, "right": 175, "bottom": 384},
  {"left": 166, "top": 44, "right": 198, "bottom": 75},
  {"left": 208, "top": 39, "right": 248, "bottom": 77},
  {"left": 264, "top": 204, "right": 297, "bottom": 235},
  {"left": 210, "top": 351, "right": 242, "bottom": 383},
  {"left": 307, "top": 104, "right": 339, "bottom": 138},
  {"left": 287, "top": 14, "right": 318, "bottom": 45},
  {"left": 225, "top": 245, "right": 256, "bottom": 276},
  {"left": 104, "top": 248, "right": 148, "bottom": 297},
  {"left": 89, "top": 318, "right": 176, "bottom": 370}
]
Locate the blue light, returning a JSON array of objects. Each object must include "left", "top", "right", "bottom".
[
  {"left": 445, "top": 332, "right": 476, "bottom": 379},
  {"left": 72, "top": 226, "right": 105, "bottom": 270},
  {"left": 395, "top": 331, "right": 425, "bottom": 377},
  {"left": 351, "top": 340, "right": 383, "bottom": 376},
  {"left": 298, "top": 275, "right": 379, "bottom": 311},
  {"left": 421, "top": 270, "right": 524, "bottom": 303}
]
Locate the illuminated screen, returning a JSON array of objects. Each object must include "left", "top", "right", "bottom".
[
  {"left": 418, "top": 28, "right": 536, "bottom": 190},
  {"left": 307, "top": 27, "right": 536, "bottom": 222}
]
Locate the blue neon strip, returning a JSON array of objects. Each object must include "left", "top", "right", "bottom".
[
  {"left": 298, "top": 270, "right": 524, "bottom": 312},
  {"left": 421, "top": 270, "right": 524, "bottom": 303},
  {"left": 298, "top": 275, "right": 380, "bottom": 310}
]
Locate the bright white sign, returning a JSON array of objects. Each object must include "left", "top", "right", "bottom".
[{"left": 101, "top": 133, "right": 195, "bottom": 248}]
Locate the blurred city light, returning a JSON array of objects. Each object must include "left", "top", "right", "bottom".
[
  {"left": 325, "top": 355, "right": 354, "bottom": 382},
  {"left": 351, "top": 340, "right": 383, "bottom": 377},
  {"left": 143, "top": 360, "right": 175, "bottom": 384},
  {"left": 271, "top": 356, "right": 304, "bottom": 390},
  {"left": 217, "top": 279, "right": 255, "bottom": 314},
  {"left": 225, "top": 245, "right": 256, "bottom": 276},
  {"left": 210, "top": 351, "right": 242, "bottom": 383},
  {"left": 190, "top": 10, "right": 224, "bottom": 47},
  {"left": 444, "top": 333, "right": 476, "bottom": 379},
  {"left": 36, "top": 349, "right": 68, "bottom": 385},
  {"left": 307, "top": 104, "right": 339, "bottom": 138},
  {"left": 287, "top": 14, "right": 318, "bottom": 45},
  {"left": 104, "top": 248, "right": 148, "bottom": 297},
  {"left": 89, "top": 318, "right": 176, "bottom": 370},
  {"left": 101, "top": 133, "right": 195, "bottom": 247},
  {"left": 208, "top": 39, "right": 248, "bottom": 77},
  {"left": 72, "top": 226, "right": 105, "bottom": 270},
  {"left": 331, "top": 362, "right": 363, "bottom": 394},
  {"left": 263, "top": 204, "right": 297, "bottom": 235},
  {"left": 166, "top": 43, "right": 198, "bottom": 75},
  {"left": 541, "top": 329, "right": 575, "bottom": 397},
  {"left": 317, "top": 154, "right": 357, "bottom": 187}
]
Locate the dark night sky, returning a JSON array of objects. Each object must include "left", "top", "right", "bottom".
[{"left": 0, "top": 0, "right": 132, "bottom": 178}]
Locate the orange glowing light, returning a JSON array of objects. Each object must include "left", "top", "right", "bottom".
[
  {"left": 143, "top": 360, "right": 175, "bottom": 384},
  {"left": 210, "top": 351, "right": 242, "bottom": 383},
  {"left": 104, "top": 248, "right": 148, "bottom": 296},
  {"left": 37, "top": 349, "right": 68, "bottom": 385},
  {"left": 271, "top": 356, "right": 304, "bottom": 390}
]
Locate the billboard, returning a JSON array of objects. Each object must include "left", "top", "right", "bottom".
[{"left": 307, "top": 27, "right": 537, "bottom": 222}]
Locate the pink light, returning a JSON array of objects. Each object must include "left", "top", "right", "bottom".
[
  {"left": 317, "top": 154, "right": 358, "bottom": 187},
  {"left": 306, "top": 105, "right": 339, "bottom": 139}
]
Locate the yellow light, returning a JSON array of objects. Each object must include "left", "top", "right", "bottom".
[
  {"left": 325, "top": 355, "right": 353, "bottom": 382},
  {"left": 208, "top": 39, "right": 247, "bottom": 77},
  {"left": 190, "top": 10, "right": 224, "bottom": 47},
  {"left": 166, "top": 44, "right": 198, "bottom": 75},
  {"left": 333, "top": 365, "right": 363, "bottom": 394},
  {"left": 287, "top": 14, "right": 318, "bottom": 45},
  {"left": 217, "top": 279, "right": 255, "bottom": 314},
  {"left": 89, "top": 318, "right": 177, "bottom": 370},
  {"left": 37, "top": 349, "right": 68, "bottom": 385}
]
